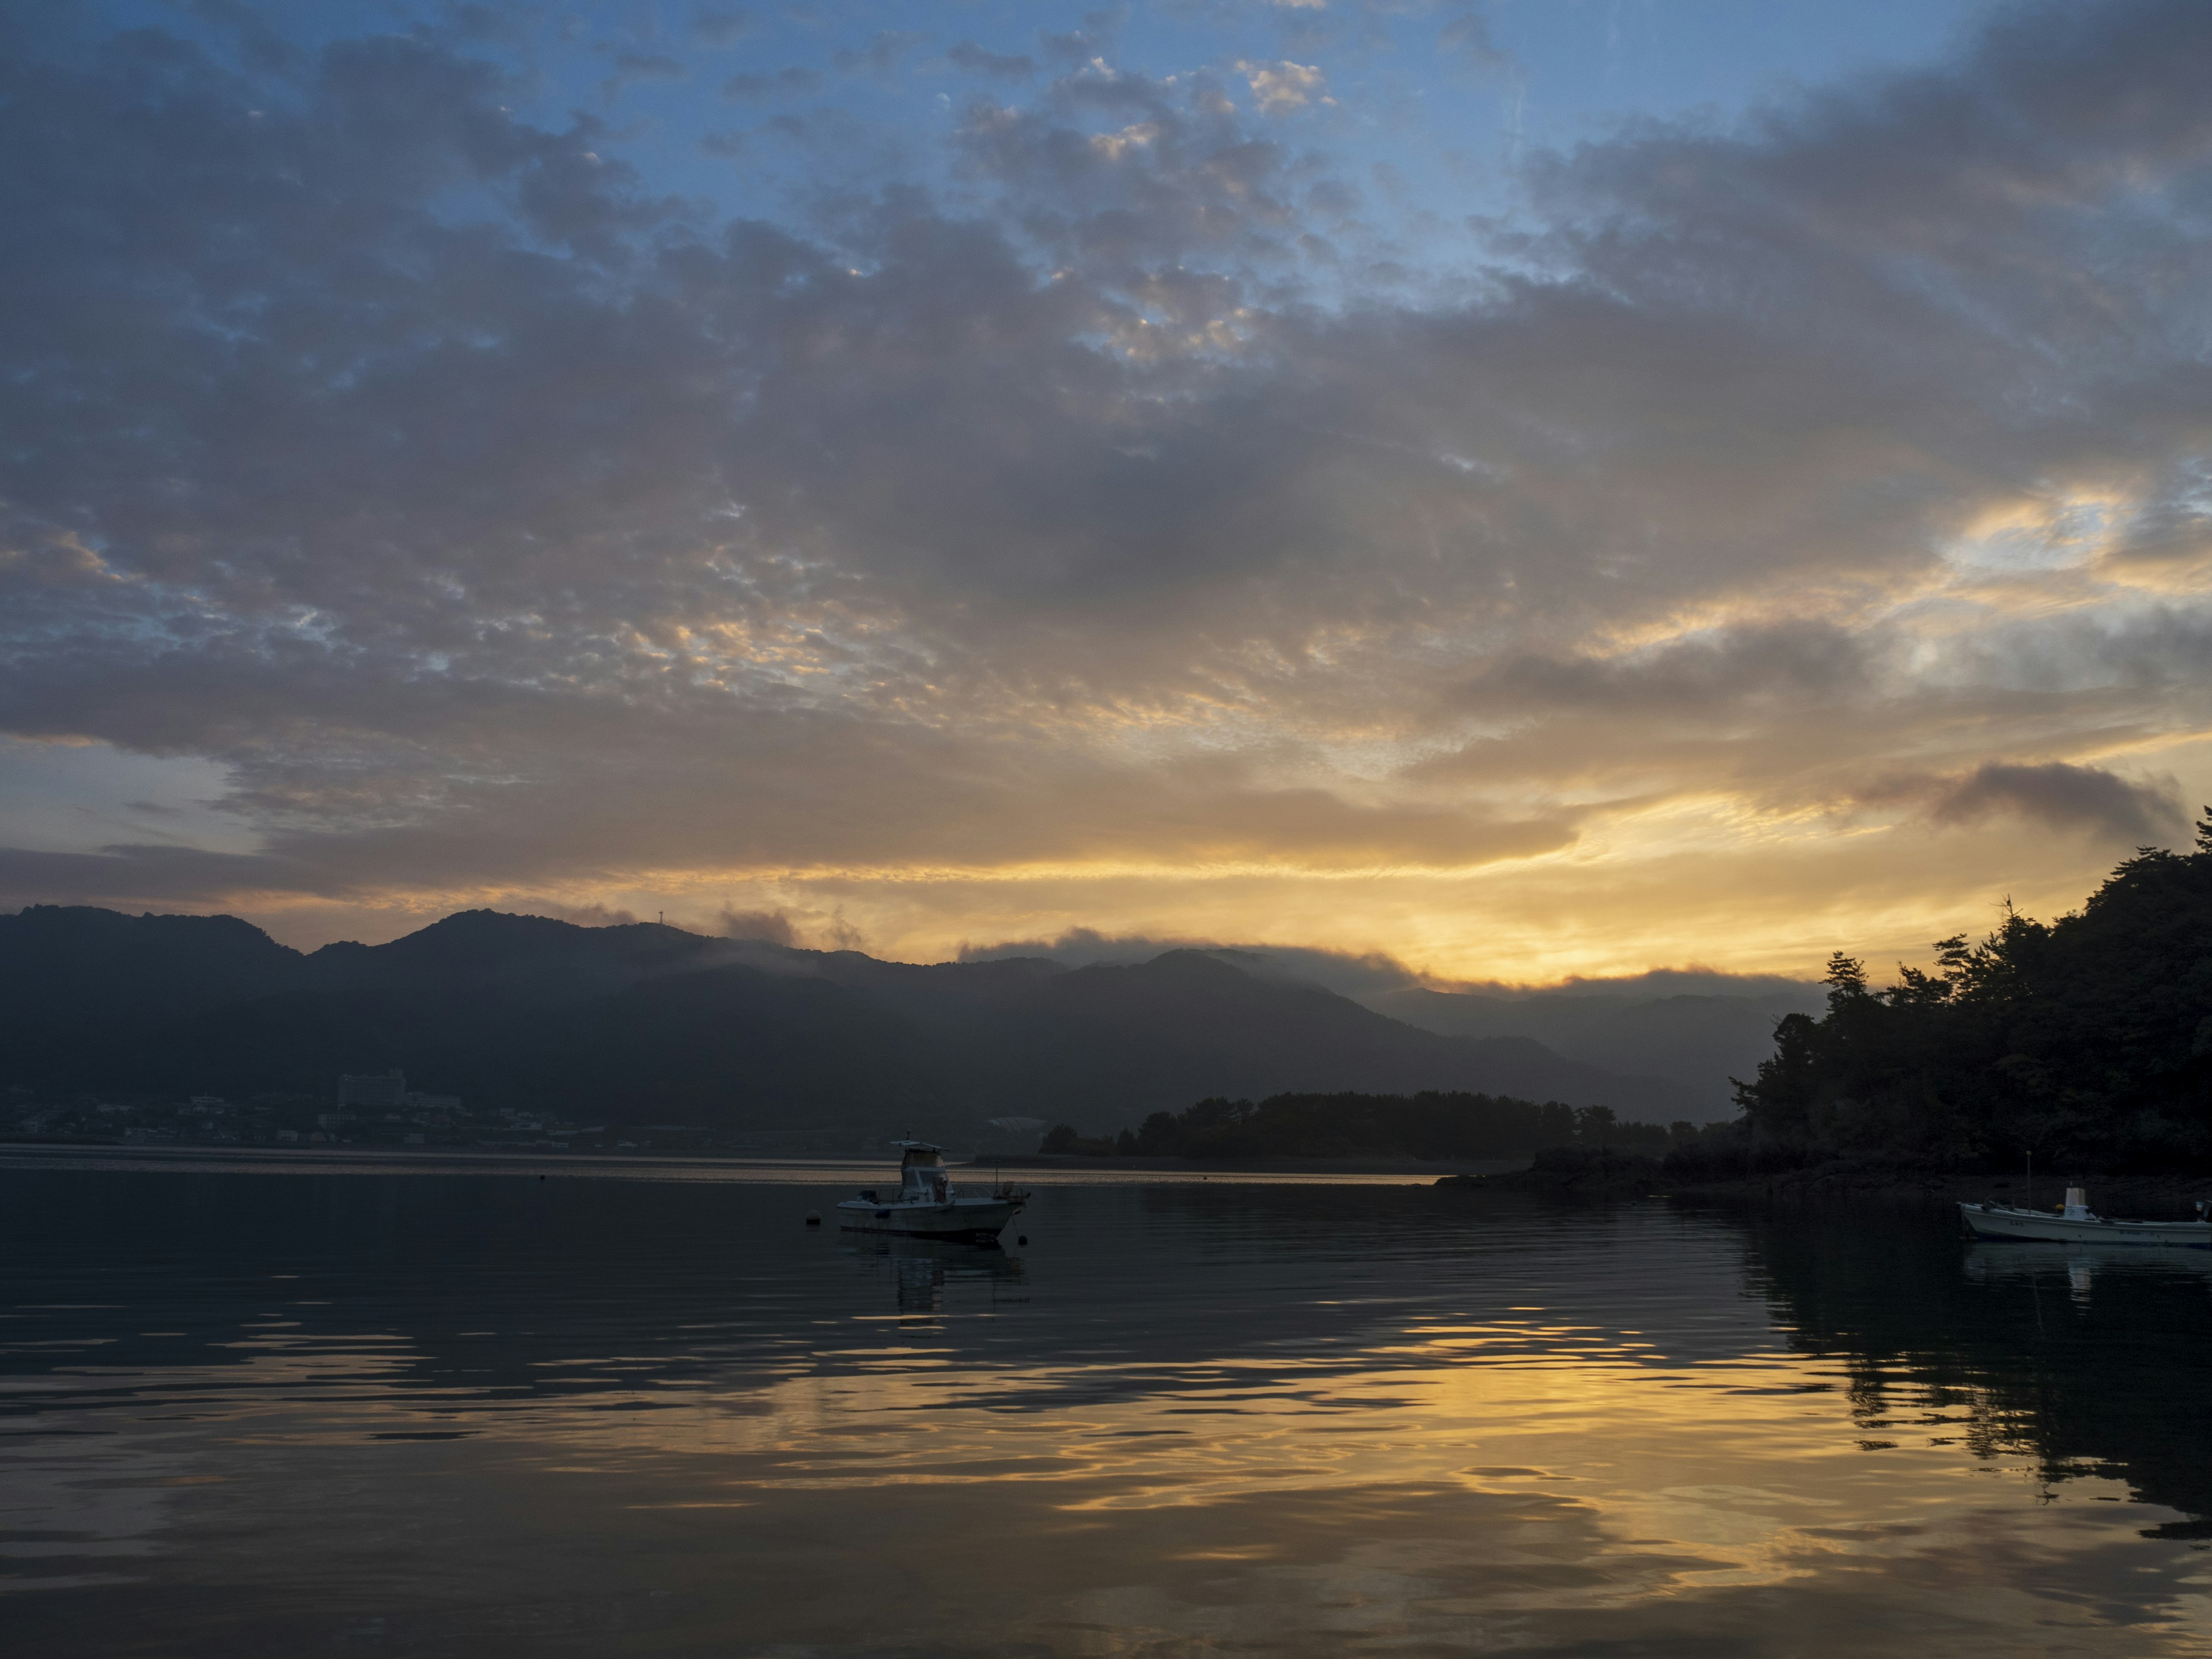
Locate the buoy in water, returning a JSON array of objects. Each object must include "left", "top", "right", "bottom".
[{"left": 804, "top": 1211, "right": 822, "bottom": 1227}]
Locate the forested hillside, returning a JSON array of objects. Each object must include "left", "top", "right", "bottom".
[
  {"left": 1046, "top": 1092, "right": 1685, "bottom": 1161},
  {"left": 1725, "top": 825, "right": 2212, "bottom": 1170}
]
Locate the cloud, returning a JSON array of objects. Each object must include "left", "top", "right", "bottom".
[
  {"left": 600, "top": 52, "right": 684, "bottom": 103},
  {"left": 834, "top": 30, "right": 924, "bottom": 79},
  {"left": 957, "top": 935, "right": 1812, "bottom": 1000},
  {"left": 722, "top": 65, "right": 821, "bottom": 100},
  {"left": 521, "top": 899, "right": 645, "bottom": 928},
  {"left": 1236, "top": 59, "right": 1328, "bottom": 115},
  {"left": 948, "top": 41, "right": 1037, "bottom": 79},
  {"left": 690, "top": 8, "right": 750, "bottom": 49},
  {"left": 1499, "top": 968, "right": 1822, "bottom": 1001},
  {"left": 1040, "top": 11, "right": 1127, "bottom": 68},
  {"left": 1916, "top": 763, "right": 2184, "bottom": 842},
  {"left": 1434, "top": 5, "right": 1509, "bottom": 71},
  {"left": 718, "top": 905, "right": 799, "bottom": 945},
  {"left": 952, "top": 66, "right": 1318, "bottom": 285},
  {"left": 959, "top": 928, "right": 1421, "bottom": 994},
  {"left": 1, "top": 2, "right": 2211, "bottom": 979},
  {"left": 1452, "top": 624, "right": 1876, "bottom": 719}
]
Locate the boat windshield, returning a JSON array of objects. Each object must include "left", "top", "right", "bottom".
[{"left": 893, "top": 1142, "right": 951, "bottom": 1201}]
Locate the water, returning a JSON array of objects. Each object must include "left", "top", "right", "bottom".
[{"left": 3, "top": 1151, "right": 2209, "bottom": 1655}]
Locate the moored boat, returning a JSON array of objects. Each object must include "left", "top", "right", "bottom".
[
  {"left": 836, "top": 1140, "right": 1027, "bottom": 1243},
  {"left": 1958, "top": 1186, "right": 2212, "bottom": 1249}
]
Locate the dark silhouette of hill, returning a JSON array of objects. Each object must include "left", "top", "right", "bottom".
[
  {"left": 0, "top": 906, "right": 1703, "bottom": 1134},
  {"left": 1362, "top": 983, "right": 1821, "bottom": 1119},
  {"left": 1088, "top": 1089, "right": 1674, "bottom": 1162},
  {"left": 0, "top": 905, "right": 301, "bottom": 1039},
  {"left": 1713, "top": 825, "right": 2212, "bottom": 1171},
  {"left": 939, "top": 949, "right": 1695, "bottom": 1123}
]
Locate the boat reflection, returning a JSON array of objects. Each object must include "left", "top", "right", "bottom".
[
  {"left": 1731, "top": 1203, "right": 2212, "bottom": 1538},
  {"left": 845, "top": 1233, "right": 1028, "bottom": 1317},
  {"left": 11, "top": 1162, "right": 2212, "bottom": 1655},
  {"left": 1964, "top": 1240, "right": 2212, "bottom": 1305}
]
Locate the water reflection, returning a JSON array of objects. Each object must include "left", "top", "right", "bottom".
[
  {"left": 847, "top": 1234, "right": 1027, "bottom": 1319},
  {"left": 1963, "top": 1240, "right": 2212, "bottom": 1291},
  {"left": 1732, "top": 1204, "right": 2212, "bottom": 1541},
  {"left": 1, "top": 1160, "right": 2207, "bottom": 1655}
]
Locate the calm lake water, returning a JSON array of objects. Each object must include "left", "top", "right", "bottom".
[{"left": 3, "top": 1150, "right": 2209, "bottom": 1656}]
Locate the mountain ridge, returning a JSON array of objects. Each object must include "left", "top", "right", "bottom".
[
  {"left": 0, "top": 905, "right": 1711, "bottom": 1136},
  {"left": 1358, "top": 983, "right": 1821, "bottom": 1116}
]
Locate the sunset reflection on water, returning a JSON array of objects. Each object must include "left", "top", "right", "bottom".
[{"left": 2, "top": 1156, "right": 2207, "bottom": 1655}]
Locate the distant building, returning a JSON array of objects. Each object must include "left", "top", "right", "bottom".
[
  {"left": 404, "top": 1092, "right": 461, "bottom": 1114},
  {"left": 338, "top": 1070, "right": 406, "bottom": 1109}
]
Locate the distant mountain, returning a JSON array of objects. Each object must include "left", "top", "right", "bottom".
[
  {"left": 0, "top": 906, "right": 1708, "bottom": 1138},
  {"left": 1358, "top": 983, "right": 1823, "bottom": 1117}
]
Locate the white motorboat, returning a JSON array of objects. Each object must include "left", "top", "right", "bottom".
[
  {"left": 836, "top": 1141, "right": 1027, "bottom": 1243},
  {"left": 1958, "top": 1186, "right": 2212, "bottom": 1249}
]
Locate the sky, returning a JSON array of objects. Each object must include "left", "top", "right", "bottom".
[{"left": 5, "top": 0, "right": 2212, "bottom": 985}]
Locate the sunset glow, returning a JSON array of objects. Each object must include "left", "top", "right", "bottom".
[{"left": 5, "top": 1, "right": 2210, "bottom": 983}]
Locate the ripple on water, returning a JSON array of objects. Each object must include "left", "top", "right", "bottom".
[{"left": 1, "top": 1160, "right": 2207, "bottom": 1656}]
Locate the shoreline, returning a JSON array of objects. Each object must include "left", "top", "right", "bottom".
[
  {"left": 14, "top": 1138, "right": 2202, "bottom": 1209},
  {"left": 974, "top": 1153, "right": 1532, "bottom": 1176},
  {"left": 0, "top": 1142, "right": 891, "bottom": 1172},
  {"left": 1440, "top": 1155, "right": 2212, "bottom": 1215},
  {"left": 0, "top": 1141, "right": 1531, "bottom": 1181},
  {"left": 1672, "top": 1167, "right": 2212, "bottom": 1214}
]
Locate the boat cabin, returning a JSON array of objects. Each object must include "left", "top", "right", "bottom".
[{"left": 897, "top": 1140, "right": 950, "bottom": 1203}]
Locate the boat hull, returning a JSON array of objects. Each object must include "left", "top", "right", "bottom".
[
  {"left": 1958, "top": 1202, "right": 2212, "bottom": 1248},
  {"left": 836, "top": 1198, "right": 1022, "bottom": 1243}
]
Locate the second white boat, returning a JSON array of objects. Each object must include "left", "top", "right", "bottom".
[{"left": 1959, "top": 1186, "right": 2212, "bottom": 1249}]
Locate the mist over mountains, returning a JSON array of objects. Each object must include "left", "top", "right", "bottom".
[
  {"left": 0, "top": 907, "right": 1796, "bottom": 1139},
  {"left": 1361, "top": 986, "right": 1824, "bottom": 1118},
  {"left": 966, "top": 929, "right": 1822, "bottom": 1118}
]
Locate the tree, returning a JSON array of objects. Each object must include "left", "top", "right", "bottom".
[
  {"left": 1731, "top": 848, "right": 2212, "bottom": 1170},
  {"left": 1823, "top": 953, "right": 1868, "bottom": 1010}
]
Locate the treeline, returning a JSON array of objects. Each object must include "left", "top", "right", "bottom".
[
  {"left": 1715, "top": 824, "right": 2212, "bottom": 1173},
  {"left": 1041, "top": 1091, "right": 1695, "bottom": 1161}
]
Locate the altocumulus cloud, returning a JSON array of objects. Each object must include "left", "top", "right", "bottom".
[{"left": 2, "top": 1, "right": 2211, "bottom": 976}]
